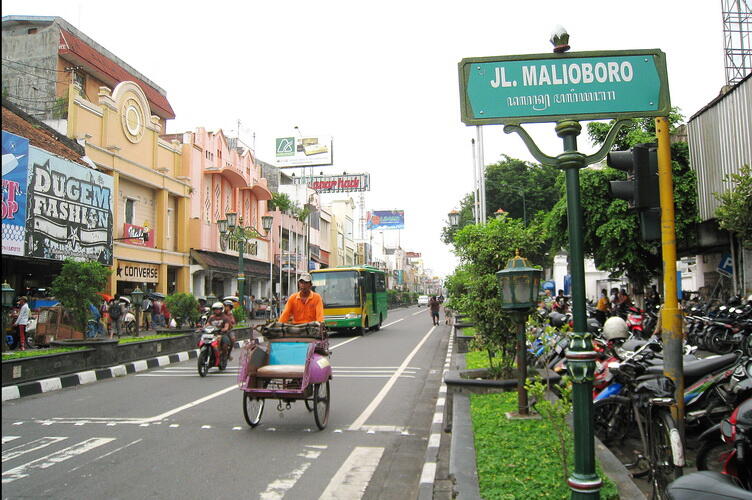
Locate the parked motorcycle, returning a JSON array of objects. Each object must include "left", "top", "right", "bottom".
[{"left": 197, "top": 325, "right": 228, "bottom": 377}]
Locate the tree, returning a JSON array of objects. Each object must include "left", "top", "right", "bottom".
[
  {"left": 441, "top": 156, "right": 562, "bottom": 244},
  {"left": 447, "top": 214, "right": 546, "bottom": 377},
  {"left": 545, "top": 113, "right": 699, "bottom": 290},
  {"left": 164, "top": 293, "right": 199, "bottom": 328},
  {"left": 714, "top": 164, "right": 752, "bottom": 249},
  {"left": 51, "top": 259, "right": 111, "bottom": 333}
]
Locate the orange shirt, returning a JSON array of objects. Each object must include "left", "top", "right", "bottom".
[{"left": 279, "top": 291, "right": 324, "bottom": 324}]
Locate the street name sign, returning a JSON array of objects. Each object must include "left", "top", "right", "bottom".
[{"left": 459, "top": 49, "right": 670, "bottom": 125}]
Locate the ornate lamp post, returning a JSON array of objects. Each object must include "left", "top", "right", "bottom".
[
  {"left": 131, "top": 286, "right": 144, "bottom": 336},
  {"left": 447, "top": 210, "right": 460, "bottom": 227},
  {"left": 496, "top": 251, "right": 541, "bottom": 416},
  {"left": 2, "top": 281, "right": 15, "bottom": 351},
  {"left": 262, "top": 215, "right": 275, "bottom": 318},
  {"left": 218, "top": 211, "right": 262, "bottom": 322}
]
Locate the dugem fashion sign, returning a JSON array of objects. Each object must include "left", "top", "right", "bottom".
[
  {"left": 459, "top": 49, "right": 669, "bottom": 125},
  {"left": 26, "top": 147, "right": 114, "bottom": 265}
]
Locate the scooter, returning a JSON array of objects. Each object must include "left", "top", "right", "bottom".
[{"left": 197, "top": 325, "right": 228, "bottom": 377}]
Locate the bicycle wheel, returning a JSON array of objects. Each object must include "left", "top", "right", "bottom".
[
  {"left": 593, "top": 396, "right": 631, "bottom": 444},
  {"left": 313, "top": 381, "right": 330, "bottom": 430},
  {"left": 243, "top": 392, "right": 264, "bottom": 427},
  {"left": 649, "top": 409, "right": 683, "bottom": 499}
]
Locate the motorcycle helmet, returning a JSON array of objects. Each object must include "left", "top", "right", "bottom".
[
  {"left": 211, "top": 302, "right": 224, "bottom": 311},
  {"left": 223, "top": 299, "right": 234, "bottom": 308},
  {"left": 602, "top": 316, "right": 629, "bottom": 341}
]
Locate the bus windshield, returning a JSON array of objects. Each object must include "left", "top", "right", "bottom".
[{"left": 312, "top": 270, "right": 360, "bottom": 308}]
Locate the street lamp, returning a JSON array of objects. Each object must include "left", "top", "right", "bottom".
[
  {"left": 448, "top": 210, "right": 460, "bottom": 227},
  {"left": 218, "top": 212, "right": 262, "bottom": 322},
  {"left": 2, "top": 281, "right": 15, "bottom": 352},
  {"left": 262, "top": 214, "right": 275, "bottom": 318},
  {"left": 131, "top": 286, "right": 144, "bottom": 336},
  {"left": 496, "top": 250, "right": 541, "bottom": 416}
]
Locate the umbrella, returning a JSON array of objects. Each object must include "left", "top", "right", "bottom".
[
  {"left": 149, "top": 292, "right": 165, "bottom": 299},
  {"left": 97, "top": 292, "right": 114, "bottom": 302}
]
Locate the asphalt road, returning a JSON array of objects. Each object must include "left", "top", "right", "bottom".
[{"left": 2, "top": 306, "right": 450, "bottom": 500}]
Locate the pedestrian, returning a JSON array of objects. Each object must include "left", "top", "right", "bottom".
[
  {"left": 13, "top": 296, "right": 30, "bottom": 350},
  {"left": 141, "top": 295, "right": 152, "bottom": 330},
  {"left": 108, "top": 297, "right": 125, "bottom": 338},
  {"left": 428, "top": 295, "right": 441, "bottom": 326},
  {"left": 609, "top": 287, "right": 620, "bottom": 313},
  {"left": 100, "top": 300, "right": 110, "bottom": 335},
  {"left": 152, "top": 298, "right": 164, "bottom": 328},
  {"left": 223, "top": 299, "right": 237, "bottom": 359}
]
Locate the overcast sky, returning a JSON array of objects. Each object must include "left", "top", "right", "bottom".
[{"left": 2, "top": 1, "right": 728, "bottom": 277}]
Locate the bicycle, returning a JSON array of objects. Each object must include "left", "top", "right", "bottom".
[{"left": 593, "top": 345, "right": 684, "bottom": 499}]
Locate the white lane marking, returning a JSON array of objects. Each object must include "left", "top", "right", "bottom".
[
  {"left": 360, "top": 425, "right": 407, "bottom": 434},
  {"left": 419, "top": 462, "right": 437, "bottom": 484},
  {"left": 1, "top": 436, "right": 21, "bottom": 445},
  {"left": 68, "top": 438, "right": 142, "bottom": 473},
  {"left": 319, "top": 446, "right": 384, "bottom": 500},
  {"left": 2, "top": 437, "right": 68, "bottom": 463},
  {"left": 349, "top": 326, "right": 436, "bottom": 431},
  {"left": 2, "top": 437, "right": 116, "bottom": 484},
  {"left": 334, "top": 366, "right": 421, "bottom": 370},
  {"left": 411, "top": 309, "right": 426, "bottom": 316},
  {"left": 330, "top": 337, "right": 359, "bottom": 350},
  {"left": 428, "top": 433, "right": 441, "bottom": 448},
  {"left": 143, "top": 385, "right": 237, "bottom": 423},
  {"left": 260, "top": 445, "right": 327, "bottom": 500},
  {"left": 382, "top": 318, "right": 404, "bottom": 328}
]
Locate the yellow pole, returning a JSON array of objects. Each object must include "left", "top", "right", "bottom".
[{"left": 655, "top": 117, "right": 684, "bottom": 432}]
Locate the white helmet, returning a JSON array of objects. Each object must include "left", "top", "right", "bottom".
[
  {"left": 602, "top": 316, "right": 628, "bottom": 340},
  {"left": 211, "top": 302, "right": 224, "bottom": 310}
]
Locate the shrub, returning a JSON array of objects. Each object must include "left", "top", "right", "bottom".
[
  {"left": 164, "top": 293, "right": 199, "bottom": 327},
  {"left": 51, "top": 259, "right": 111, "bottom": 332}
]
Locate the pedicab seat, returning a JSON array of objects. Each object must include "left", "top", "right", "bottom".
[{"left": 255, "top": 341, "right": 312, "bottom": 379}]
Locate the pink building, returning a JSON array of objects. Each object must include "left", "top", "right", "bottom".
[{"left": 164, "top": 128, "right": 274, "bottom": 300}]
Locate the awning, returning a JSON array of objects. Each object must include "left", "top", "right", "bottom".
[{"left": 191, "top": 249, "right": 278, "bottom": 278}]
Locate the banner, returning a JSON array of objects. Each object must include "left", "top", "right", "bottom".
[
  {"left": 366, "top": 210, "right": 404, "bottom": 230},
  {"left": 26, "top": 146, "right": 114, "bottom": 265},
  {"left": 2, "top": 131, "right": 29, "bottom": 256},
  {"left": 275, "top": 135, "right": 333, "bottom": 168},
  {"left": 292, "top": 173, "right": 370, "bottom": 193}
]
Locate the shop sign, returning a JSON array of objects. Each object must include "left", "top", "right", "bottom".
[
  {"left": 26, "top": 146, "right": 114, "bottom": 265},
  {"left": 293, "top": 173, "right": 370, "bottom": 193},
  {"left": 2, "top": 131, "right": 29, "bottom": 256},
  {"left": 122, "top": 223, "right": 155, "bottom": 247},
  {"left": 116, "top": 260, "right": 159, "bottom": 283}
]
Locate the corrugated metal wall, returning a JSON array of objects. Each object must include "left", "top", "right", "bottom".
[{"left": 687, "top": 76, "right": 752, "bottom": 222}]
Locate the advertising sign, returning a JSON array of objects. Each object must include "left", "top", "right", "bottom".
[
  {"left": 2, "top": 131, "right": 29, "bottom": 256},
  {"left": 122, "top": 223, "right": 155, "bottom": 247},
  {"left": 366, "top": 210, "right": 404, "bottom": 230},
  {"left": 459, "top": 49, "right": 669, "bottom": 125},
  {"left": 116, "top": 260, "right": 159, "bottom": 283},
  {"left": 26, "top": 146, "right": 114, "bottom": 265},
  {"left": 275, "top": 135, "right": 333, "bottom": 168},
  {"left": 292, "top": 173, "right": 370, "bottom": 193}
]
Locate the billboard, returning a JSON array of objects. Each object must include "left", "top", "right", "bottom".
[
  {"left": 366, "top": 210, "right": 404, "bottom": 230},
  {"left": 292, "top": 173, "right": 370, "bottom": 193},
  {"left": 2, "top": 131, "right": 29, "bottom": 256},
  {"left": 26, "top": 146, "right": 114, "bottom": 265},
  {"left": 275, "top": 135, "right": 333, "bottom": 168}
]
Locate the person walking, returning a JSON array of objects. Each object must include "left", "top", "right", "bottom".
[
  {"left": 13, "top": 296, "right": 30, "bottom": 350},
  {"left": 428, "top": 295, "right": 441, "bottom": 326},
  {"left": 108, "top": 297, "right": 125, "bottom": 339},
  {"left": 595, "top": 288, "right": 610, "bottom": 324},
  {"left": 141, "top": 295, "right": 152, "bottom": 331}
]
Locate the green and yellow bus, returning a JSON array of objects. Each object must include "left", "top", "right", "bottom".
[{"left": 311, "top": 266, "right": 388, "bottom": 335}]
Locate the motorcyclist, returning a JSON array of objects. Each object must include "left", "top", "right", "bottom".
[{"left": 207, "top": 302, "right": 231, "bottom": 360}]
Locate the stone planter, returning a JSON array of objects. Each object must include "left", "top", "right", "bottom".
[
  {"left": 1, "top": 327, "right": 252, "bottom": 386},
  {"left": 455, "top": 335, "right": 474, "bottom": 354}
]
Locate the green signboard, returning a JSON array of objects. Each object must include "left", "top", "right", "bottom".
[{"left": 459, "top": 49, "right": 670, "bottom": 125}]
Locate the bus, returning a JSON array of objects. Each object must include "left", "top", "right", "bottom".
[{"left": 310, "top": 266, "right": 388, "bottom": 335}]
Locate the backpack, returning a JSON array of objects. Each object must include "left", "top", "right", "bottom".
[{"left": 108, "top": 302, "right": 122, "bottom": 319}]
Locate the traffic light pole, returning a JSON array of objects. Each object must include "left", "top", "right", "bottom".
[{"left": 655, "top": 117, "right": 685, "bottom": 438}]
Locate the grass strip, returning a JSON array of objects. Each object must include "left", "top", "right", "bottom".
[
  {"left": 2, "top": 347, "right": 88, "bottom": 360},
  {"left": 118, "top": 334, "right": 185, "bottom": 344},
  {"left": 471, "top": 392, "right": 619, "bottom": 499}
]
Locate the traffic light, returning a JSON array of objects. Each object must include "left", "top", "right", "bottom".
[{"left": 607, "top": 143, "right": 660, "bottom": 241}]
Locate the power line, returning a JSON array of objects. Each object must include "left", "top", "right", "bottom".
[
  {"left": 1, "top": 63, "right": 62, "bottom": 84},
  {"left": 1, "top": 57, "right": 78, "bottom": 73}
]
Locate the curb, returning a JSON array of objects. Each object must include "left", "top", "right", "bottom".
[
  {"left": 417, "top": 325, "right": 454, "bottom": 500},
  {"left": 1, "top": 338, "right": 251, "bottom": 403}
]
